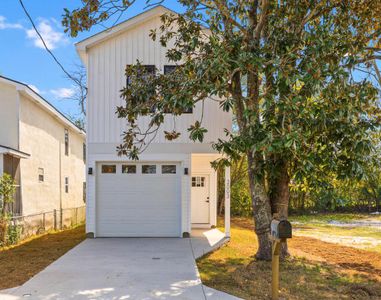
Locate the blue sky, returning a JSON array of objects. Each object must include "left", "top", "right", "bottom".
[{"left": 0, "top": 0, "right": 182, "bottom": 119}]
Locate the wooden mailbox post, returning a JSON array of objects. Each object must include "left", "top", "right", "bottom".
[{"left": 270, "top": 219, "right": 292, "bottom": 300}]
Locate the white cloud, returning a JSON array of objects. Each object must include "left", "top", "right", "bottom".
[
  {"left": 50, "top": 87, "right": 75, "bottom": 99},
  {"left": 28, "top": 84, "right": 40, "bottom": 94},
  {"left": 26, "top": 19, "right": 67, "bottom": 50},
  {"left": 0, "top": 16, "right": 23, "bottom": 30}
]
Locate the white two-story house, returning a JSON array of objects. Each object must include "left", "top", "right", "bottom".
[{"left": 76, "top": 6, "right": 232, "bottom": 238}]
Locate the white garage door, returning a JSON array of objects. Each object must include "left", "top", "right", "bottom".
[{"left": 96, "top": 162, "right": 181, "bottom": 237}]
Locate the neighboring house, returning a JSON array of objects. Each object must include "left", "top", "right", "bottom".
[
  {"left": 0, "top": 76, "right": 86, "bottom": 217},
  {"left": 76, "top": 6, "right": 232, "bottom": 238}
]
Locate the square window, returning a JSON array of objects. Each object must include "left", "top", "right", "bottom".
[
  {"left": 192, "top": 176, "right": 205, "bottom": 187},
  {"left": 142, "top": 165, "right": 156, "bottom": 174},
  {"left": 38, "top": 168, "right": 44, "bottom": 182},
  {"left": 102, "top": 165, "right": 116, "bottom": 174},
  {"left": 162, "top": 165, "right": 176, "bottom": 174},
  {"left": 122, "top": 165, "right": 136, "bottom": 174}
]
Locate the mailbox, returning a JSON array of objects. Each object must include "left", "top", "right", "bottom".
[{"left": 271, "top": 219, "right": 292, "bottom": 240}]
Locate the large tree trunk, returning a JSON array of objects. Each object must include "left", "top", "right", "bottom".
[
  {"left": 269, "top": 158, "right": 290, "bottom": 257},
  {"left": 247, "top": 153, "right": 272, "bottom": 261}
]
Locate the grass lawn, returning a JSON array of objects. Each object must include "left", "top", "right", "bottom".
[
  {"left": 197, "top": 218, "right": 381, "bottom": 300},
  {"left": 0, "top": 225, "right": 85, "bottom": 290}
]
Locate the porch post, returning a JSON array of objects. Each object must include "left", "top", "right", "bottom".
[{"left": 224, "top": 166, "right": 231, "bottom": 238}]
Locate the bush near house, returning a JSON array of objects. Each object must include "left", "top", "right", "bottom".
[{"left": 0, "top": 173, "right": 17, "bottom": 246}]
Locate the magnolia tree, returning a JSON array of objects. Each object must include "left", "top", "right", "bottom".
[{"left": 64, "top": 0, "right": 381, "bottom": 260}]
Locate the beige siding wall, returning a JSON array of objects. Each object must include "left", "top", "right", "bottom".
[
  {"left": 87, "top": 15, "right": 232, "bottom": 147},
  {"left": 0, "top": 82, "right": 19, "bottom": 149},
  {"left": 19, "top": 94, "right": 85, "bottom": 215}
]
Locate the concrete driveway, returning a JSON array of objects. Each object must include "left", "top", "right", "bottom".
[{"left": 1, "top": 231, "right": 240, "bottom": 300}]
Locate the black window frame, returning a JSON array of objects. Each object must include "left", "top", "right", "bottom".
[
  {"left": 163, "top": 65, "right": 193, "bottom": 114},
  {"left": 126, "top": 64, "right": 156, "bottom": 87}
]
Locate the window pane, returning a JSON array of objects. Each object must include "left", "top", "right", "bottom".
[
  {"left": 164, "top": 65, "right": 177, "bottom": 74},
  {"left": 38, "top": 168, "right": 44, "bottom": 182},
  {"left": 162, "top": 165, "right": 176, "bottom": 174},
  {"left": 142, "top": 165, "right": 156, "bottom": 174},
  {"left": 192, "top": 176, "right": 205, "bottom": 187},
  {"left": 122, "top": 165, "right": 136, "bottom": 174},
  {"left": 102, "top": 165, "right": 116, "bottom": 174}
]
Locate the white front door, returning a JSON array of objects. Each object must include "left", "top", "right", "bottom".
[{"left": 191, "top": 175, "right": 210, "bottom": 224}]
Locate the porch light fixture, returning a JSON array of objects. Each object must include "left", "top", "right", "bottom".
[{"left": 184, "top": 167, "right": 189, "bottom": 175}]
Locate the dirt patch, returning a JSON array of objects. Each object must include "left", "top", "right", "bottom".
[
  {"left": 0, "top": 226, "right": 85, "bottom": 290},
  {"left": 289, "top": 235, "right": 381, "bottom": 281}
]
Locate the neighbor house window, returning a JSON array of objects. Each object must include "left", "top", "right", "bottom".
[
  {"left": 163, "top": 65, "right": 193, "bottom": 114},
  {"left": 64, "top": 129, "right": 69, "bottom": 156},
  {"left": 162, "top": 165, "right": 176, "bottom": 174},
  {"left": 83, "top": 143, "right": 86, "bottom": 163},
  {"left": 38, "top": 168, "right": 44, "bottom": 182},
  {"left": 65, "top": 177, "right": 69, "bottom": 193},
  {"left": 101, "top": 165, "right": 116, "bottom": 174},
  {"left": 142, "top": 165, "right": 156, "bottom": 174},
  {"left": 122, "top": 165, "right": 136, "bottom": 174}
]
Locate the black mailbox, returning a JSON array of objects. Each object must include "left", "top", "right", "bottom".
[{"left": 271, "top": 219, "right": 292, "bottom": 239}]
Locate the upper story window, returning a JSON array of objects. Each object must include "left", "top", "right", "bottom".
[
  {"left": 126, "top": 65, "right": 155, "bottom": 87},
  {"left": 164, "top": 65, "right": 193, "bottom": 114},
  {"left": 64, "top": 129, "right": 69, "bottom": 156}
]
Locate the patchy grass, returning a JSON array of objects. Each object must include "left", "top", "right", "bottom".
[
  {"left": 0, "top": 225, "right": 85, "bottom": 290},
  {"left": 197, "top": 218, "right": 381, "bottom": 300},
  {"left": 289, "top": 214, "right": 381, "bottom": 253},
  {"left": 289, "top": 213, "right": 381, "bottom": 224}
]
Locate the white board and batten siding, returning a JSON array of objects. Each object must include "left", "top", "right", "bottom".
[{"left": 86, "top": 13, "right": 232, "bottom": 146}]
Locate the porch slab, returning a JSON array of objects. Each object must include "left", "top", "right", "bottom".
[{"left": 191, "top": 228, "right": 229, "bottom": 259}]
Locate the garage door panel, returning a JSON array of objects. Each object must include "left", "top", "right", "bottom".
[{"left": 96, "top": 162, "right": 181, "bottom": 237}]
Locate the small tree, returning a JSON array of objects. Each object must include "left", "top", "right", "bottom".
[{"left": 0, "top": 173, "right": 16, "bottom": 244}]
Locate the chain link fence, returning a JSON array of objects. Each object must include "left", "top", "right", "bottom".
[{"left": 6, "top": 206, "right": 86, "bottom": 243}]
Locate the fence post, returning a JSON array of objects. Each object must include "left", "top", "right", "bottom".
[
  {"left": 53, "top": 209, "right": 57, "bottom": 231},
  {"left": 60, "top": 208, "right": 63, "bottom": 229},
  {"left": 42, "top": 212, "right": 46, "bottom": 231}
]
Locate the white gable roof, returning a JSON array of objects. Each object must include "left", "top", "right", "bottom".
[{"left": 76, "top": 5, "right": 176, "bottom": 63}]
